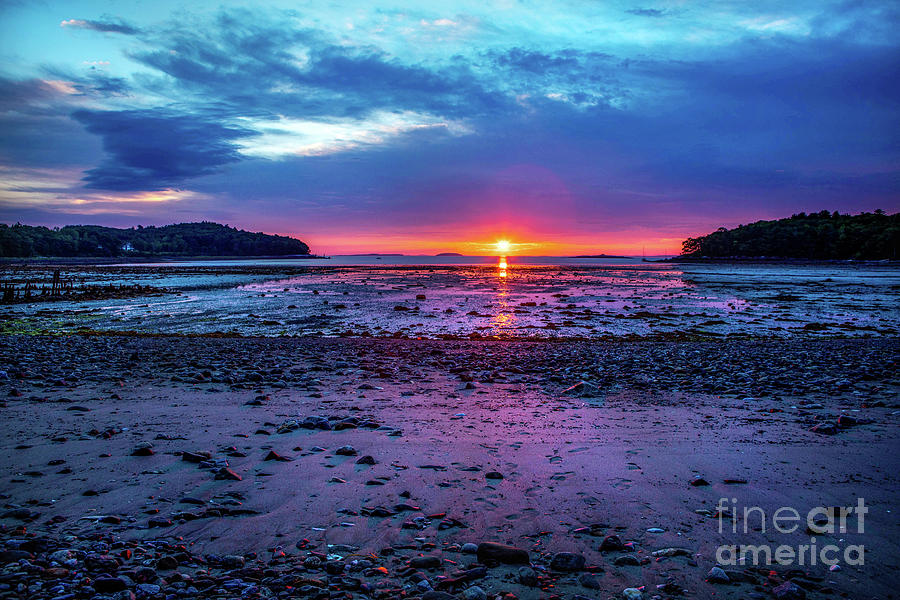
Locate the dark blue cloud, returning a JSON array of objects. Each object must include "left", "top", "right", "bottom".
[
  {"left": 625, "top": 8, "right": 668, "bottom": 18},
  {"left": 494, "top": 48, "right": 582, "bottom": 73},
  {"left": 126, "top": 11, "right": 504, "bottom": 120},
  {"left": 62, "top": 18, "right": 141, "bottom": 35},
  {"left": 0, "top": 77, "right": 105, "bottom": 168},
  {"left": 71, "top": 109, "right": 254, "bottom": 190}
]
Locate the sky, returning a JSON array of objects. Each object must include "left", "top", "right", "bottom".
[{"left": 0, "top": 0, "right": 898, "bottom": 255}]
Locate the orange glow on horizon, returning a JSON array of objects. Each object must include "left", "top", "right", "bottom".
[{"left": 282, "top": 228, "right": 688, "bottom": 257}]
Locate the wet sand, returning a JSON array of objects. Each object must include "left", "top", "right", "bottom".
[
  {"left": 3, "top": 262, "right": 898, "bottom": 339},
  {"left": 1, "top": 335, "right": 898, "bottom": 599}
]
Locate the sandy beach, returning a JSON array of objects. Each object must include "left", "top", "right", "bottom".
[{"left": 1, "top": 334, "right": 897, "bottom": 599}]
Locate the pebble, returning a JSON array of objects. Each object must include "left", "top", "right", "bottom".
[
  {"left": 517, "top": 566, "right": 538, "bottom": 586},
  {"left": 463, "top": 586, "right": 488, "bottom": 600},
  {"left": 561, "top": 381, "right": 601, "bottom": 397},
  {"left": 410, "top": 555, "right": 441, "bottom": 569},
  {"left": 477, "top": 542, "right": 530, "bottom": 564},
  {"left": 264, "top": 450, "right": 292, "bottom": 461},
  {"left": 550, "top": 551, "right": 586, "bottom": 571},
  {"left": 579, "top": 573, "right": 601, "bottom": 589},
  {"left": 600, "top": 534, "right": 625, "bottom": 552},
  {"left": 707, "top": 566, "right": 730, "bottom": 583},
  {"left": 214, "top": 467, "right": 242, "bottom": 481},
  {"left": 130, "top": 442, "right": 154, "bottom": 456},
  {"left": 614, "top": 555, "right": 641, "bottom": 567},
  {"left": 772, "top": 581, "right": 807, "bottom": 600},
  {"left": 651, "top": 547, "right": 691, "bottom": 557}
]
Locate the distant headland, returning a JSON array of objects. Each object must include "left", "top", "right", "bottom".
[{"left": 0, "top": 222, "right": 311, "bottom": 259}]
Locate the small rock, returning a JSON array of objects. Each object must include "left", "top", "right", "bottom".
[
  {"left": 422, "top": 592, "right": 456, "bottom": 600},
  {"left": 651, "top": 547, "right": 691, "bottom": 557},
  {"left": 772, "top": 581, "right": 806, "bottom": 600},
  {"left": 600, "top": 534, "right": 625, "bottom": 552},
  {"left": 131, "top": 442, "right": 154, "bottom": 456},
  {"left": 518, "top": 566, "right": 538, "bottom": 586},
  {"left": 463, "top": 586, "right": 488, "bottom": 600},
  {"left": 147, "top": 516, "right": 172, "bottom": 528},
  {"left": 623, "top": 588, "right": 643, "bottom": 600},
  {"left": 181, "top": 451, "right": 210, "bottom": 463},
  {"left": 707, "top": 566, "right": 730, "bottom": 584},
  {"left": 410, "top": 555, "right": 442, "bottom": 569},
  {"left": 810, "top": 422, "right": 838, "bottom": 435},
  {"left": 550, "top": 552, "right": 585, "bottom": 571},
  {"left": 137, "top": 583, "right": 161, "bottom": 596},
  {"left": 222, "top": 555, "right": 245, "bottom": 569},
  {"left": 561, "top": 381, "right": 601, "bottom": 397},
  {"left": 93, "top": 577, "right": 127, "bottom": 593},
  {"left": 335, "top": 445, "right": 358, "bottom": 456},
  {"left": 477, "top": 542, "right": 530, "bottom": 565},
  {"left": 264, "top": 450, "right": 292, "bottom": 462},
  {"left": 214, "top": 467, "right": 242, "bottom": 481}
]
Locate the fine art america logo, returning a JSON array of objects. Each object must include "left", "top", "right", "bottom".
[{"left": 715, "top": 498, "right": 867, "bottom": 567}]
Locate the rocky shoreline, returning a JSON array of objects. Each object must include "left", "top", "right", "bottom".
[{"left": 1, "top": 335, "right": 898, "bottom": 599}]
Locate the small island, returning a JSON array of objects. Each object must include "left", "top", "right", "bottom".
[
  {"left": 571, "top": 253, "right": 631, "bottom": 259},
  {"left": 0, "top": 222, "right": 311, "bottom": 258}
]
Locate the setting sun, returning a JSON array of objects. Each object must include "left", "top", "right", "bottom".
[{"left": 495, "top": 239, "right": 511, "bottom": 253}]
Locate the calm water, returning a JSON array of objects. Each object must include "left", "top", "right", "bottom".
[{"left": 2, "top": 257, "right": 899, "bottom": 338}]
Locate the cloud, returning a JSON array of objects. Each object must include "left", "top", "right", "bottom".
[
  {"left": 40, "top": 66, "right": 132, "bottom": 98},
  {"left": 494, "top": 48, "right": 581, "bottom": 74},
  {"left": 71, "top": 109, "right": 254, "bottom": 190},
  {"left": 60, "top": 18, "right": 140, "bottom": 35},
  {"left": 122, "top": 10, "right": 505, "bottom": 121},
  {"left": 625, "top": 8, "right": 668, "bottom": 18},
  {"left": 236, "top": 110, "right": 471, "bottom": 158}
]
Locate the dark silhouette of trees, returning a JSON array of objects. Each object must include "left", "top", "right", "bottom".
[
  {"left": 680, "top": 211, "right": 898, "bottom": 260},
  {"left": 0, "top": 222, "right": 310, "bottom": 258}
]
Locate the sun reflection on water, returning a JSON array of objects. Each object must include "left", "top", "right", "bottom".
[{"left": 490, "top": 257, "right": 515, "bottom": 334}]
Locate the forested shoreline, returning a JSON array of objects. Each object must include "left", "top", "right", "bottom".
[
  {"left": 680, "top": 211, "right": 898, "bottom": 260},
  {"left": 0, "top": 222, "right": 310, "bottom": 258}
]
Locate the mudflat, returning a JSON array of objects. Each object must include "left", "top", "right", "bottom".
[{"left": 1, "top": 335, "right": 897, "bottom": 599}]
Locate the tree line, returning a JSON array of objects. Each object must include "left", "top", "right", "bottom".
[
  {"left": 681, "top": 210, "right": 898, "bottom": 260},
  {"left": 0, "top": 222, "right": 310, "bottom": 258}
]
